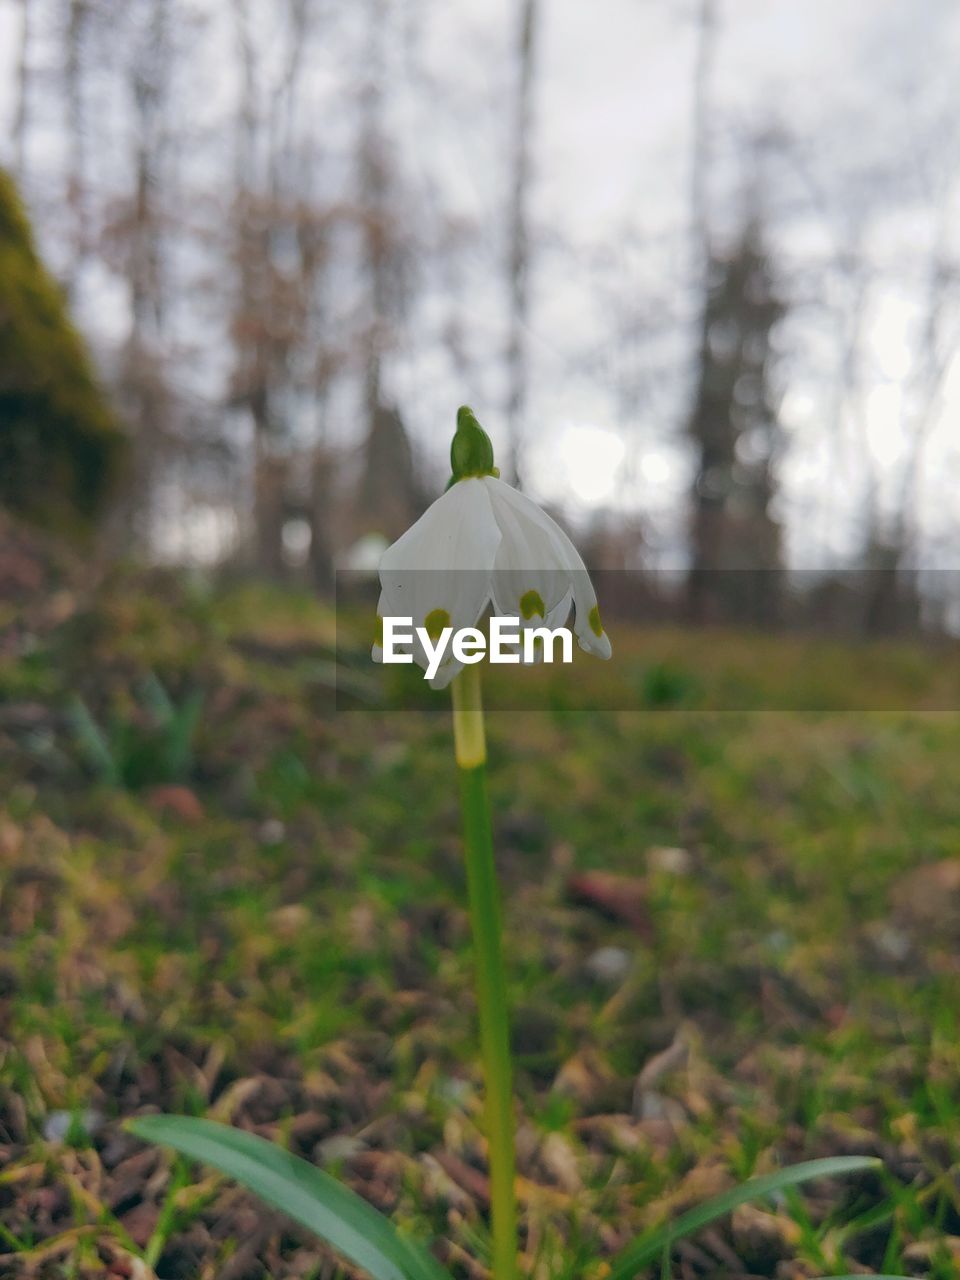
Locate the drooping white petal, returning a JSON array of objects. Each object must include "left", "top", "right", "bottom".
[
  {"left": 378, "top": 478, "right": 501, "bottom": 677},
  {"left": 567, "top": 567, "right": 612, "bottom": 659},
  {"left": 484, "top": 481, "right": 570, "bottom": 626},
  {"left": 482, "top": 476, "right": 611, "bottom": 659}
]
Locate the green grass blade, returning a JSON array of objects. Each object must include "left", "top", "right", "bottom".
[
  {"left": 68, "top": 696, "right": 120, "bottom": 785},
  {"left": 127, "top": 1116, "right": 450, "bottom": 1280},
  {"left": 606, "top": 1156, "right": 881, "bottom": 1280},
  {"left": 140, "top": 672, "right": 176, "bottom": 725},
  {"left": 163, "top": 689, "right": 203, "bottom": 779}
]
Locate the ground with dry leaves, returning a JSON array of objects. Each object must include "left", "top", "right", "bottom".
[{"left": 1, "top": 555, "right": 959, "bottom": 1278}]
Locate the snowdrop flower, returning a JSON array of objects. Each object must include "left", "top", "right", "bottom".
[{"left": 373, "top": 406, "right": 612, "bottom": 689}]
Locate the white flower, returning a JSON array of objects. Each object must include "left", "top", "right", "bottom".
[{"left": 373, "top": 471, "right": 611, "bottom": 689}]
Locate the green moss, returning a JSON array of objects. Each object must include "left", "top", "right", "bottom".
[{"left": 0, "top": 168, "right": 125, "bottom": 532}]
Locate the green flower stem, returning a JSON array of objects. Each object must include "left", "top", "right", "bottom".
[{"left": 451, "top": 664, "right": 518, "bottom": 1280}]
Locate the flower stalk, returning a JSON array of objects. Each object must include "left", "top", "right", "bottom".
[{"left": 451, "top": 663, "right": 518, "bottom": 1279}]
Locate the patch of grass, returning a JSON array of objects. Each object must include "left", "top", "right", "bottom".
[{"left": 0, "top": 576, "right": 957, "bottom": 1276}]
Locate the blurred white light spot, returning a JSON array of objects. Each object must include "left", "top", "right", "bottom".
[
  {"left": 557, "top": 425, "right": 625, "bottom": 504},
  {"left": 282, "top": 517, "right": 312, "bottom": 567},
  {"left": 152, "top": 490, "right": 238, "bottom": 566},
  {"left": 865, "top": 385, "right": 904, "bottom": 466},
  {"left": 868, "top": 295, "right": 914, "bottom": 380},
  {"left": 781, "top": 390, "right": 815, "bottom": 428},
  {"left": 640, "top": 451, "right": 673, "bottom": 485},
  {"left": 342, "top": 532, "right": 389, "bottom": 574}
]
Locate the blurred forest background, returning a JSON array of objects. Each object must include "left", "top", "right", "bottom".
[
  {"left": 2, "top": 0, "right": 960, "bottom": 631},
  {"left": 5, "top": 7, "right": 960, "bottom": 1276}
]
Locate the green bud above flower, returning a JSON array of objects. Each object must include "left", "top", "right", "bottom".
[{"left": 450, "top": 405, "right": 499, "bottom": 482}]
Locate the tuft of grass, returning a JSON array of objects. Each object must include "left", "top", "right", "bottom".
[{"left": 68, "top": 674, "right": 203, "bottom": 789}]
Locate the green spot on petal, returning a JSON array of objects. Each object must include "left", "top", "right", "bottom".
[
  {"left": 424, "top": 607, "right": 451, "bottom": 641},
  {"left": 519, "top": 589, "right": 545, "bottom": 620},
  {"left": 589, "top": 605, "right": 603, "bottom": 637}
]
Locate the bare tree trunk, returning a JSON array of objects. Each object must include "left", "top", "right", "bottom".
[
  {"left": 686, "top": 0, "right": 720, "bottom": 619},
  {"left": 232, "top": 0, "right": 276, "bottom": 571},
  {"left": 864, "top": 227, "right": 956, "bottom": 634},
  {"left": 686, "top": 223, "right": 785, "bottom": 626},
  {"left": 116, "top": 0, "right": 171, "bottom": 551},
  {"left": 254, "top": 452, "right": 288, "bottom": 579},
  {"left": 504, "top": 0, "right": 538, "bottom": 488},
  {"left": 690, "top": 0, "right": 716, "bottom": 278},
  {"left": 357, "top": 0, "right": 390, "bottom": 426},
  {"left": 352, "top": 0, "right": 423, "bottom": 542},
  {"left": 309, "top": 445, "right": 335, "bottom": 592},
  {"left": 231, "top": 0, "right": 331, "bottom": 576},
  {"left": 892, "top": 238, "right": 956, "bottom": 555},
  {"left": 12, "top": 0, "right": 31, "bottom": 175},
  {"left": 63, "top": 0, "right": 89, "bottom": 302}
]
